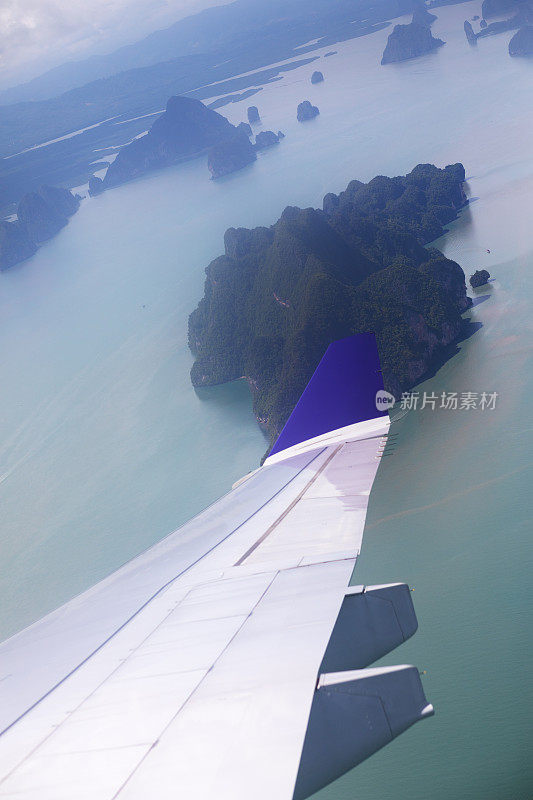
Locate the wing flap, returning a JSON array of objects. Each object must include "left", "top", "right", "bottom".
[{"left": 293, "top": 666, "right": 434, "bottom": 800}]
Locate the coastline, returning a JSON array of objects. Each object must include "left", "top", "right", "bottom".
[{"left": 188, "top": 163, "right": 472, "bottom": 450}]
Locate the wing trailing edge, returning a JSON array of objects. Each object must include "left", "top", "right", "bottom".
[
  {"left": 293, "top": 583, "right": 432, "bottom": 800},
  {"left": 293, "top": 663, "right": 433, "bottom": 800}
]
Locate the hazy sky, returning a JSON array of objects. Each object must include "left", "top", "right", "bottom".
[{"left": 0, "top": 0, "right": 229, "bottom": 88}]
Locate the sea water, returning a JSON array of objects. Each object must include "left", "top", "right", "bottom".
[{"left": 0, "top": 2, "right": 532, "bottom": 796}]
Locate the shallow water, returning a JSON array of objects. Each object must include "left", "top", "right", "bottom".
[
  {"left": 319, "top": 150, "right": 533, "bottom": 800},
  {"left": 0, "top": 2, "right": 532, "bottom": 796}
]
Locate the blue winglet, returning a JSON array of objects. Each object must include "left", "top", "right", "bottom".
[{"left": 268, "top": 333, "right": 387, "bottom": 460}]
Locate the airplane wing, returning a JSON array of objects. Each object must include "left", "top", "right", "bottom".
[{"left": 0, "top": 333, "right": 433, "bottom": 800}]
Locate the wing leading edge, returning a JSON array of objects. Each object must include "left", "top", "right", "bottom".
[{"left": 0, "top": 334, "right": 432, "bottom": 800}]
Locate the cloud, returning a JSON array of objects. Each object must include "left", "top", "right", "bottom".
[{"left": 0, "top": 0, "right": 224, "bottom": 87}]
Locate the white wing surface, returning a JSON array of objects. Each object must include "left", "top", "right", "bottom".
[{"left": 0, "top": 335, "right": 432, "bottom": 800}]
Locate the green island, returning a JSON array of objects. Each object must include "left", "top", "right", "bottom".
[{"left": 188, "top": 163, "right": 472, "bottom": 449}]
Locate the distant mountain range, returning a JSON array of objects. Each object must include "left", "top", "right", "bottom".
[
  {"left": 0, "top": 0, "right": 416, "bottom": 106},
  {"left": 0, "top": 0, "right": 424, "bottom": 213}
]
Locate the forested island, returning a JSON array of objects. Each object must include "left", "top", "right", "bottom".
[
  {"left": 465, "top": 13, "right": 532, "bottom": 44},
  {"left": 464, "top": 0, "right": 532, "bottom": 45},
  {"left": 381, "top": 20, "right": 444, "bottom": 63},
  {"left": 103, "top": 96, "right": 254, "bottom": 188},
  {"left": 412, "top": 5, "right": 437, "bottom": 26},
  {"left": 0, "top": 186, "right": 80, "bottom": 271},
  {"left": 470, "top": 269, "right": 490, "bottom": 287},
  {"left": 188, "top": 163, "right": 471, "bottom": 448},
  {"left": 509, "top": 25, "right": 533, "bottom": 55},
  {"left": 297, "top": 101, "right": 320, "bottom": 121},
  {"left": 99, "top": 96, "right": 286, "bottom": 187}
]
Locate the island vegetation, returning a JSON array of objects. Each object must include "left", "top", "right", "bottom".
[
  {"left": 0, "top": 186, "right": 80, "bottom": 271},
  {"left": 237, "top": 122, "right": 253, "bottom": 137},
  {"left": 412, "top": 5, "right": 437, "bottom": 26},
  {"left": 464, "top": 1, "right": 532, "bottom": 45},
  {"left": 509, "top": 25, "right": 533, "bottom": 54},
  {"left": 188, "top": 163, "right": 471, "bottom": 449},
  {"left": 207, "top": 133, "right": 257, "bottom": 179},
  {"left": 470, "top": 269, "right": 490, "bottom": 287},
  {"left": 103, "top": 96, "right": 245, "bottom": 188},
  {"left": 381, "top": 20, "right": 445, "bottom": 64},
  {"left": 464, "top": 20, "right": 478, "bottom": 44},
  {"left": 254, "top": 131, "right": 283, "bottom": 149},
  {"left": 247, "top": 106, "right": 261, "bottom": 124},
  {"left": 88, "top": 176, "right": 104, "bottom": 196},
  {"left": 297, "top": 101, "right": 320, "bottom": 121}
]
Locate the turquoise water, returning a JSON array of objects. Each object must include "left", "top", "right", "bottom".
[
  {"left": 0, "top": 2, "right": 532, "bottom": 796},
  {"left": 319, "top": 161, "right": 533, "bottom": 799}
]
